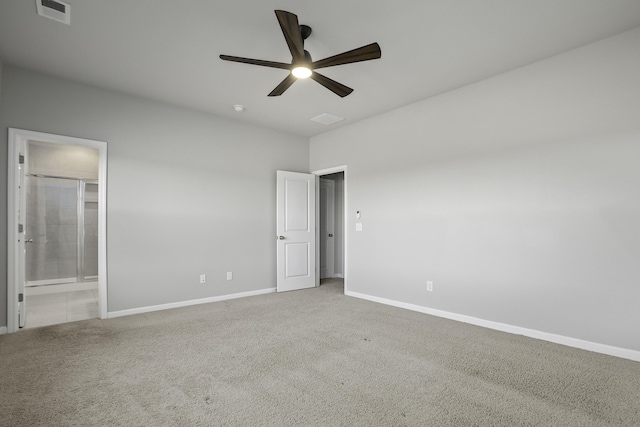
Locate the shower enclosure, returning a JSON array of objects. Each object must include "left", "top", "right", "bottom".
[
  {"left": 23, "top": 140, "right": 100, "bottom": 288},
  {"left": 25, "top": 176, "right": 99, "bottom": 286}
]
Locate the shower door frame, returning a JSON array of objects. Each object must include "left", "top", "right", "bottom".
[{"left": 7, "top": 128, "right": 108, "bottom": 333}]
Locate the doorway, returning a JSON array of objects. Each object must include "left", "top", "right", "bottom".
[
  {"left": 24, "top": 143, "right": 99, "bottom": 327},
  {"left": 314, "top": 166, "right": 346, "bottom": 292},
  {"left": 7, "top": 129, "right": 108, "bottom": 333}
]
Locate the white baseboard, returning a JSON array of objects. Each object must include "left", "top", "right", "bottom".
[
  {"left": 333, "top": 274, "right": 344, "bottom": 278},
  {"left": 346, "top": 290, "right": 640, "bottom": 362},
  {"left": 108, "top": 288, "right": 276, "bottom": 319},
  {"left": 0, "top": 326, "right": 7, "bottom": 335}
]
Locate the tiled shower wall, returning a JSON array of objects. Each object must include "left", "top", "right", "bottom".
[
  {"left": 26, "top": 141, "right": 99, "bottom": 283},
  {"left": 28, "top": 140, "right": 99, "bottom": 180}
]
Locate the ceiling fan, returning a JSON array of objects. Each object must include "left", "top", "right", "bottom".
[{"left": 219, "top": 10, "right": 381, "bottom": 98}]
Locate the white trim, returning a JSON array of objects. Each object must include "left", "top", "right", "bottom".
[
  {"left": 312, "top": 165, "right": 348, "bottom": 176},
  {"left": 7, "top": 132, "right": 20, "bottom": 333},
  {"left": 314, "top": 174, "right": 321, "bottom": 287},
  {"left": 346, "top": 290, "right": 640, "bottom": 362},
  {"left": 334, "top": 274, "right": 345, "bottom": 278},
  {"left": 312, "top": 165, "right": 348, "bottom": 294},
  {"left": 0, "top": 327, "right": 7, "bottom": 335},
  {"left": 108, "top": 288, "right": 276, "bottom": 319},
  {"left": 7, "top": 128, "right": 108, "bottom": 333}
]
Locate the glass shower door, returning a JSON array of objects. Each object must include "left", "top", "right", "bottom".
[
  {"left": 83, "top": 183, "right": 99, "bottom": 281},
  {"left": 26, "top": 176, "right": 79, "bottom": 285}
]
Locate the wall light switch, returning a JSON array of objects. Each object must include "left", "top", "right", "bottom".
[
  {"left": 200, "top": 274, "right": 206, "bottom": 284},
  {"left": 226, "top": 271, "right": 233, "bottom": 281},
  {"left": 356, "top": 223, "right": 363, "bottom": 232}
]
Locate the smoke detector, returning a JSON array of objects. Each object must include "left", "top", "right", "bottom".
[{"left": 36, "top": 0, "right": 71, "bottom": 25}]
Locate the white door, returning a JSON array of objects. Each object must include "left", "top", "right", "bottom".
[
  {"left": 319, "top": 178, "right": 335, "bottom": 279},
  {"left": 276, "top": 171, "right": 316, "bottom": 292}
]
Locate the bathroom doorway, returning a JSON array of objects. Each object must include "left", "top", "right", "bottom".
[
  {"left": 7, "top": 129, "right": 108, "bottom": 333},
  {"left": 23, "top": 142, "right": 99, "bottom": 327}
]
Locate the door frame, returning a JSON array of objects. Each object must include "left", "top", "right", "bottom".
[
  {"left": 312, "top": 165, "right": 347, "bottom": 292},
  {"left": 7, "top": 128, "right": 108, "bottom": 333}
]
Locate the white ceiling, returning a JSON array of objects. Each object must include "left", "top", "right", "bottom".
[{"left": 1, "top": 1, "right": 640, "bottom": 138}]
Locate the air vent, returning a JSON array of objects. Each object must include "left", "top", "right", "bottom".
[
  {"left": 310, "top": 113, "right": 345, "bottom": 126},
  {"left": 36, "top": 0, "right": 70, "bottom": 25}
]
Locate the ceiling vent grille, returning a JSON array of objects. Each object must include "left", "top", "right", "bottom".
[
  {"left": 310, "top": 113, "right": 344, "bottom": 126},
  {"left": 36, "top": 0, "right": 70, "bottom": 25}
]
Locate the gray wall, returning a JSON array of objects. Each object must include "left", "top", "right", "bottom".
[
  {"left": 310, "top": 28, "right": 640, "bottom": 352},
  {"left": 1, "top": 66, "right": 308, "bottom": 321}
]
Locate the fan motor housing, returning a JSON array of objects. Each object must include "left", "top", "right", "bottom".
[{"left": 300, "top": 25, "right": 312, "bottom": 40}]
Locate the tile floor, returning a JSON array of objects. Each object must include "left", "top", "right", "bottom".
[{"left": 24, "top": 284, "right": 98, "bottom": 329}]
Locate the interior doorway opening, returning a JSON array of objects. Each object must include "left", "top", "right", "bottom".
[
  {"left": 314, "top": 166, "right": 347, "bottom": 293},
  {"left": 319, "top": 173, "right": 344, "bottom": 279},
  {"left": 7, "top": 129, "right": 108, "bottom": 333},
  {"left": 22, "top": 141, "right": 100, "bottom": 328}
]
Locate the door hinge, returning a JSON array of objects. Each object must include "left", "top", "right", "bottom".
[
  {"left": 18, "top": 224, "right": 24, "bottom": 233},
  {"left": 18, "top": 293, "right": 24, "bottom": 302},
  {"left": 18, "top": 154, "right": 24, "bottom": 164}
]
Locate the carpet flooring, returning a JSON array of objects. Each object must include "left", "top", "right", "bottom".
[{"left": 1, "top": 278, "right": 639, "bottom": 426}]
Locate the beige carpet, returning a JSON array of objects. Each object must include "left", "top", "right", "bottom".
[{"left": 1, "top": 278, "right": 639, "bottom": 426}]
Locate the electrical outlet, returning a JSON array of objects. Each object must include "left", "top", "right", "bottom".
[
  {"left": 200, "top": 274, "right": 206, "bottom": 284},
  {"left": 226, "top": 271, "right": 233, "bottom": 281},
  {"left": 427, "top": 281, "right": 433, "bottom": 292}
]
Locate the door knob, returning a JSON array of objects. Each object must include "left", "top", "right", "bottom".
[
  {"left": 26, "top": 239, "right": 34, "bottom": 243},
  {"left": 278, "top": 236, "right": 285, "bottom": 240},
  {"left": 328, "top": 234, "right": 333, "bottom": 237}
]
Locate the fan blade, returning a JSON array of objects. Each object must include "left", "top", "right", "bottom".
[
  {"left": 310, "top": 72, "right": 353, "bottom": 97},
  {"left": 312, "top": 43, "right": 381, "bottom": 70},
  {"left": 268, "top": 74, "right": 297, "bottom": 97},
  {"left": 275, "top": 10, "right": 305, "bottom": 63},
  {"left": 219, "top": 55, "right": 290, "bottom": 70}
]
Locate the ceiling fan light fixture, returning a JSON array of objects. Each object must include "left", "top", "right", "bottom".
[
  {"left": 219, "top": 10, "right": 381, "bottom": 97},
  {"left": 291, "top": 66, "right": 312, "bottom": 79}
]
